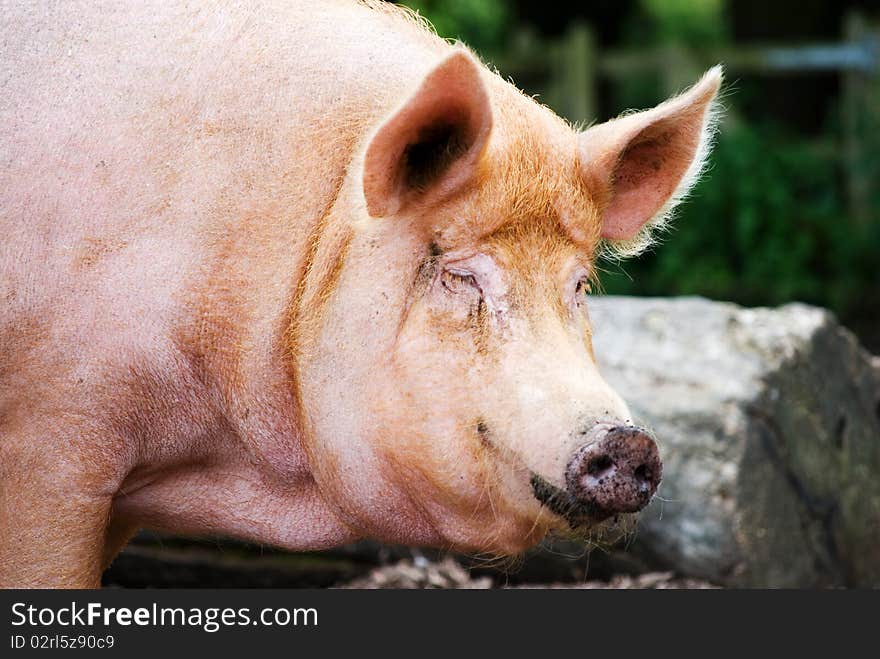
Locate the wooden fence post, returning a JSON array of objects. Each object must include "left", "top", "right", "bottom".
[
  {"left": 842, "top": 11, "right": 879, "bottom": 225},
  {"left": 554, "top": 22, "right": 596, "bottom": 124}
]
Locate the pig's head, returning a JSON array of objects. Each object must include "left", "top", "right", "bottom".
[{"left": 292, "top": 50, "right": 722, "bottom": 555}]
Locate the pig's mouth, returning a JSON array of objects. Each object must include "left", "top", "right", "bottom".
[
  {"left": 472, "top": 420, "right": 658, "bottom": 540},
  {"left": 529, "top": 473, "right": 615, "bottom": 528}
]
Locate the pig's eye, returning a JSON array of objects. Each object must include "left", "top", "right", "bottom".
[
  {"left": 441, "top": 269, "right": 481, "bottom": 296},
  {"left": 575, "top": 277, "right": 592, "bottom": 297}
]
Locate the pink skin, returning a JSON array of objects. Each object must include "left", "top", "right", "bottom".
[{"left": 0, "top": 0, "right": 721, "bottom": 586}]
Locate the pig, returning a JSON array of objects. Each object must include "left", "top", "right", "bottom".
[{"left": 0, "top": 0, "right": 722, "bottom": 587}]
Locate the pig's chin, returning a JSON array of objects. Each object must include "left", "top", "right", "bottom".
[
  {"left": 420, "top": 494, "right": 632, "bottom": 558},
  {"left": 552, "top": 511, "right": 638, "bottom": 547}
]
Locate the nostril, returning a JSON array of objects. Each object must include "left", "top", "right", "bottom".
[
  {"left": 633, "top": 463, "right": 652, "bottom": 484},
  {"left": 587, "top": 454, "right": 614, "bottom": 477}
]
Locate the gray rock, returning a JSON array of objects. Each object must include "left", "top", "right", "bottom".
[{"left": 588, "top": 296, "right": 880, "bottom": 587}]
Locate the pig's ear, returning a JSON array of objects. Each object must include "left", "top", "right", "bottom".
[
  {"left": 362, "top": 50, "right": 493, "bottom": 217},
  {"left": 579, "top": 66, "right": 723, "bottom": 255}
]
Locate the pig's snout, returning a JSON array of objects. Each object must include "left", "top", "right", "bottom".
[
  {"left": 530, "top": 425, "right": 661, "bottom": 527},
  {"left": 566, "top": 426, "right": 661, "bottom": 518}
]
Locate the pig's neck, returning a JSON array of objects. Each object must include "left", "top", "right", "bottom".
[{"left": 111, "top": 195, "right": 360, "bottom": 551}]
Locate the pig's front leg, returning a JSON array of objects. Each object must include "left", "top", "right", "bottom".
[{"left": 0, "top": 444, "right": 117, "bottom": 588}]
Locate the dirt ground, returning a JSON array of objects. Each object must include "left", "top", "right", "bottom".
[
  {"left": 340, "top": 557, "right": 716, "bottom": 589},
  {"left": 103, "top": 533, "right": 717, "bottom": 589}
]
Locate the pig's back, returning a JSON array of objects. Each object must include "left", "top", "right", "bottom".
[{"left": 0, "top": 1, "right": 446, "bottom": 372}]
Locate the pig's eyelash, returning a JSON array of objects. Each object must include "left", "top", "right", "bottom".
[
  {"left": 575, "top": 276, "right": 592, "bottom": 296},
  {"left": 441, "top": 268, "right": 482, "bottom": 295}
]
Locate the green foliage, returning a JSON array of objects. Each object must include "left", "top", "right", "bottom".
[
  {"left": 640, "top": 0, "right": 727, "bottom": 47},
  {"left": 396, "top": 0, "right": 510, "bottom": 54},
  {"left": 602, "top": 0, "right": 879, "bottom": 344},
  {"left": 600, "top": 121, "right": 880, "bottom": 329}
]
